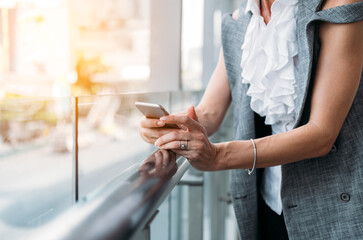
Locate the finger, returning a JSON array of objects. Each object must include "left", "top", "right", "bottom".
[
  {"left": 158, "top": 141, "right": 180, "bottom": 150},
  {"left": 171, "top": 149, "right": 191, "bottom": 157},
  {"left": 141, "top": 128, "right": 181, "bottom": 144},
  {"left": 186, "top": 105, "right": 199, "bottom": 121},
  {"left": 139, "top": 129, "right": 158, "bottom": 144},
  {"left": 140, "top": 116, "right": 166, "bottom": 128},
  {"left": 154, "top": 131, "right": 190, "bottom": 148},
  {"left": 169, "top": 149, "right": 196, "bottom": 164},
  {"left": 142, "top": 136, "right": 158, "bottom": 145},
  {"left": 163, "top": 109, "right": 194, "bottom": 130},
  {"left": 159, "top": 140, "right": 191, "bottom": 151},
  {"left": 160, "top": 115, "right": 201, "bottom": 131}
]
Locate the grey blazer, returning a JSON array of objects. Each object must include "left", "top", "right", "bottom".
[{"left": 221, "top": 0, "right": 363, "bottom": 239}]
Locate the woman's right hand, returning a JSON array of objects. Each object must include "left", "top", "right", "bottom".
[
  {"left": 139, "top": 108, "right": 189, "bottom": 144},
  {"left": 139, "top": 107, "right": 197, "bottom": 144},
  {"left": 138, "top": 116, "right": 173, "bottom": 144}
]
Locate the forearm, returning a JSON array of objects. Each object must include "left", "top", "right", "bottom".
[
  {"left": 193, "top": 48, "right": 231, "bottom": 136},
  {"left": 195, "top": 103, "right": 229, "bottom": 136},
  {"left": 216, "top": 19, "right": 363, "bottom": 171},
  {"left": 215, "top": 122, "right": 334, "bottom": 170}
]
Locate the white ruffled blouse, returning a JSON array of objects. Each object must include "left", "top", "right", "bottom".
[
  {"left": 241, "top": 0, "right": 298, "bottom": 134},
  {"left": 241, "top": 0, "right": 299, "bottom": 215}
]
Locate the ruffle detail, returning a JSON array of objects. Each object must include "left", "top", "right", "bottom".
[{"left": 241, "top": 0, "right": 298, "bottom": 134}]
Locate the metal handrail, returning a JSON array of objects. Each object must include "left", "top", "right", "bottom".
[{"left": 27, "top": 150, "right": 190, "bottom": 240}]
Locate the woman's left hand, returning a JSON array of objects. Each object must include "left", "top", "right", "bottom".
[{"left": 154, "top": 106, "right": 222, "bottom": 171}]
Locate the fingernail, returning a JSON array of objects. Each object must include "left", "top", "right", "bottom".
[
  {"left": 157, "top": 121, "right": 165, "bottom": 126},
  {"left": 160, "top": 117, "right": 167, "bottom": 121},
  {"left": 155, "top": 139, "right": 160, "bottom": 147}
]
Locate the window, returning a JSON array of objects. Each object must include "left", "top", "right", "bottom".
[{"left": 0, "top": 1, "right": 239, "bottom": 238}]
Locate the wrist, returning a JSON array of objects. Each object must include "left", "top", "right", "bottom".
[
  {"left": 214, "top": 140, "right": 254, "bottom": 170},
  {"left": 214, "top": 142, "right": 228, "bottom": 171}
]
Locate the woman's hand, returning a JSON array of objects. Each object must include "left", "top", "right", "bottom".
[
  {"left": 154, "top": 106, "right": 222, "bottom": 171},
  {"left": 138, "top": 108, "right": 189, "bottom": 144},
  {"left": 139, "top": 116, "right": 175, "bottom": 144}
]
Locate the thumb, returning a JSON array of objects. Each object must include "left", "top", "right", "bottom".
[{"left": 186, "top": 105, "right": 199, "bottom": 121}]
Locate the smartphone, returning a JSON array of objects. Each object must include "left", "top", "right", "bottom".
[
  {"left": 135, "top": 102, "right": 179, "bottom": 128},
  {"left": 135, "top": 102, "right": 170, "bottom": 118}
]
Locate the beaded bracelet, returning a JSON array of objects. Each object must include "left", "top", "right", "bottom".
[{"left": 247, "top": 139, "right": 257, "bottom": 175}]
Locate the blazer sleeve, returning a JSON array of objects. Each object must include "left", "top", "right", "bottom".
[{"left": 309, "top": 2, "right": 363, "bottom": 24}]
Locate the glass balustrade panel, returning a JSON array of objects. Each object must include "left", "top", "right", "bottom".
[
  {"left": 0, "top": 97, "right": 73, "bottom": 238},
  {"left": 76, "top": 92, "right": 170, "bottom": 199}
]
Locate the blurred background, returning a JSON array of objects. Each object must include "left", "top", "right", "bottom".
[
  {"left": 0, "top": 0, "right": 241, "bottom": 239},
  {"left": 0, "top": 0, "right": 240, "bottom": 97}
]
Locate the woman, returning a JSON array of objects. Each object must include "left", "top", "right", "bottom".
[{"left": 139, "top": 0, "right": 363, "bottom": 239}]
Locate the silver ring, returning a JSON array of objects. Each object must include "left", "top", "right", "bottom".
[{"left": 179, "top": 140, "right": 188, "bottom": 150}]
